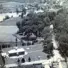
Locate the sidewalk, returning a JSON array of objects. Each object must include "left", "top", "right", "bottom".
[
  {"left": 5, "top": 59, "right": 64, "bottom": 68},
  {"left": 5, "top": 59, "right": 47, "bottom": 68}
]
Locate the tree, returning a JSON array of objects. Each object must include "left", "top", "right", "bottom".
[
  {"left": 43, "top": 40, "right": 53, "bottom": 54},
  {"left": 34, "top": 3, "right": 40, "bottom": 10},
  {"left": 42, "top": 26, "right": 53, "bottom": 57},
  {"left": 17, "top": 12, "right": 46, "bottom": 37},
  {"left": 16, "top": 21, "right": 21, "bottom": 29},
  {"left": 22, "top": 8, "right": 26, "bottom": 14},
  {"left": 58, "top": 35, "right": 68, "bottom": 57},
  {"left": 58, "top": 35, "right": 68, "bottom": 67},
  {"left": 42, "top": 26, "right": 50, "bottom": 37},
  {"left": 53, "top": 10, "right": 68, "bottom": 66},
  {"left": 21, "top": 8, "right": 26, "bottom": 18},
  {"left": 21, "top": 12, "right": 24, "bottom": 18},
  {"left": 47, "top": 12, "right": 56, "bottom": 21},
  {"left": 43, "top": 17, "right": 50, "bottom": 26},
  {"left": 16, "top": 8, "right": 19, "bottom": 14}
]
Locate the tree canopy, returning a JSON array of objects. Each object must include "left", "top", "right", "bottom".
[
  {"left": 16, "top": 12, "right": 52, "bottom": 37},
  {"left": 53, "top": 10, "right": 68, "bottom": 58}
]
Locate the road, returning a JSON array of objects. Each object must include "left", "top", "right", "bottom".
[{"left": 2, "top": 43, "right": 47, "bottom": 65}]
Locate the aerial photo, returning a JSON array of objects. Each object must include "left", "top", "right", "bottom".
[{"left": 0, "top": 0, "right": 68, "bottom": 68}]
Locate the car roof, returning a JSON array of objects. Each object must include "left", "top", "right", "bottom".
[{"left": 8, "top": 48, "right": 25, "bottom": 53}]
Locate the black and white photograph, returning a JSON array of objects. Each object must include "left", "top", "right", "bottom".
[{"left": 0, "top": 0, "right": 68, "bottom": 68}]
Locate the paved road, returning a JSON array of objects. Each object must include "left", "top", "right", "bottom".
[{"left": 2, "top": 43, "right": 47, "bottom": 65}]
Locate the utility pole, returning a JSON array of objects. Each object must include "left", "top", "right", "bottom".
[{"left": 16, "top": 37, "right": 17, "bottom": 46}]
